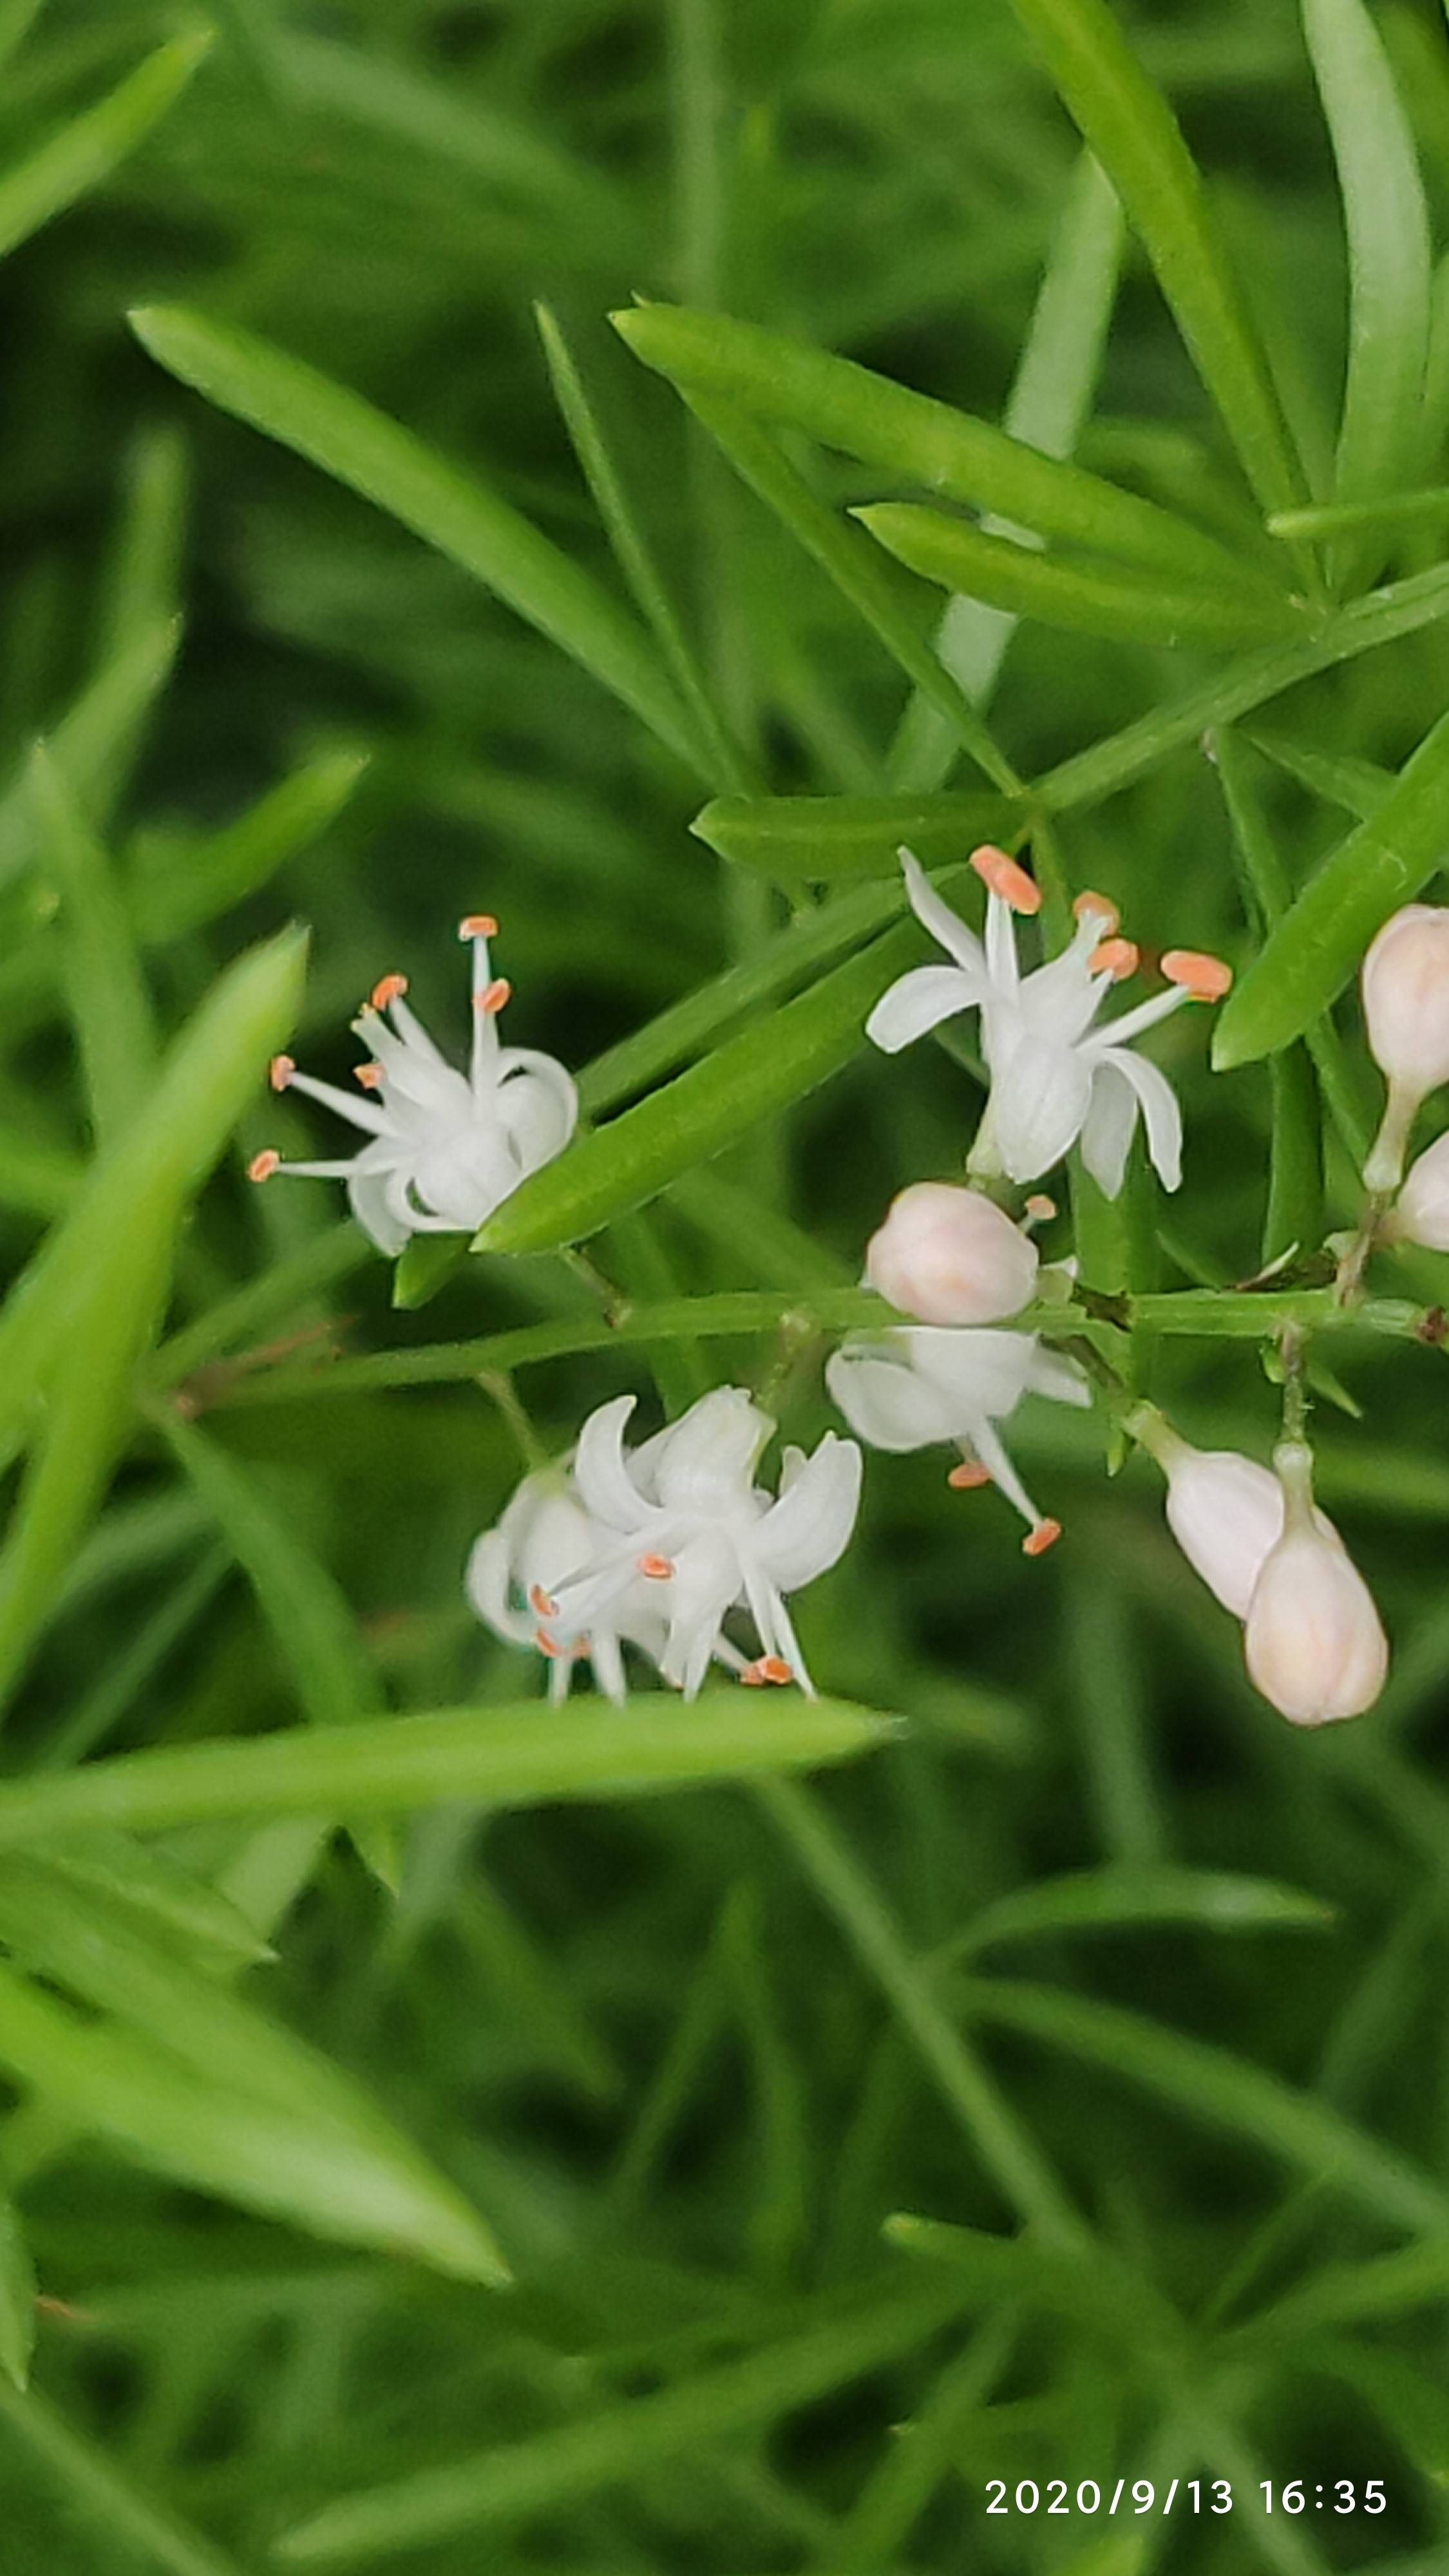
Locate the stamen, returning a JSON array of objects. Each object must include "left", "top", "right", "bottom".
[
  {"left": 742, "top": 1655, "right": 793, "bottom": 1685},
  {"left": 459, "top": 914, "right": 498, "bottom": 940},
  {"left": 969, "top": 844, "right": 1040, "bottom": 916},
  {"left": 269, "top": 1054, "right": 294, "bottom": 1092},
  {"left": 355, "top": 1061, "right": 383, "bottom": 1090},
  {"left": 947, "top": 1461, "right": 992, "bottom": 1490},
  {"left": 248, "top": 1150, "right": 280, "bottom": 1183},
  {"left": 473, "top": 977, "right": 511, "bottom": 1016},
  {"left": 370, "top": 972, "right": 409, "bottom": 1010},
  {"left": 1162, "top": 949, "right": 1233, "bottom": 1003},
  {"left": 535, "top": 1626, "right": 582, "bottom": 1660},
  {"left": 1024, "top": 1193, "right": 1056, "bottom": 1222},
  {"left": 638, "top": 1553, "right": 675, "bottom": 1580},
  {"left": 528, "top": 1583, "right": 559, "bottom": 1618},
  {"left": 1091, "top": 936, "right": 1139, "bottom": 980},
  {"left": 1074, "top": 889, "right": 1119, "bottom": 936},
  {"left": 1023, "top": 1517, "right": 1063, "bottom": 1558}
]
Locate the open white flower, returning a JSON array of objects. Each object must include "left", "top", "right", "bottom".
[
  {"left": 826, "top": 1323, "right": 1088, "bottom": 1553},
  {"left": 540, "top": 1388, "right": 862, "bottom": 1700},
  {"left": 866, "top": 847, "right": 1230, "bottom": 1195},
  {"left": 466, "top": 1467, "right": 669, "bottom": 1707},
  {"left": 249, "top": 915, "right": 577, "bottom": 1253}
]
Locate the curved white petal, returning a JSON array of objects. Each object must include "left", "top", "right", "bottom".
[
  {"left": 661, "top": 1527, "right": 742, "bottom": 1695},
  {"left": 983, "top": 891, "right": 1019, "bottom": 997},
  {"left": 573, "top": 1394, "right": 651, "bottom": 1530},
  {"left": 347, "top": 1164, "right": 411, "bottom": 1255},
  {"left": 1094, "top": 1044, "right": 1182, "bottom": 1192},
  {"left": 496, "top": 1051, "right": 578, "bottom": 1173},
  {"left": 826, "top": 1343, "right": 954, "bottom": 1450},
  {"left": 652, "top": 1387, "right": 773, "bottom": 1515},
  {"left": 464, "top": 1530, "right": 533, "bottom": 1643},
  {"left": 989, "top": 1032, "right": 1094, "bottom": 1182},
  {"left": 1077, "top": 1058, "right": 1139, "bottom": 1200},
  {"left": 905, "top": 1325, "right": 1039, "bottom": 1421},
  {"left": 866, "top": 965, "right": 983, "bottom": 1055},
  {"left": 1022, "top": 1345, "right": 1092, "bottom": 1409},
  {"left": 900, "top": 849, "right": 985, "bottom": 973},
  {"left": 753, "top": 1434, "right": 862, "bottom": 1592}
]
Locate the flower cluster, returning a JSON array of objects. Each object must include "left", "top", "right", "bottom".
[{"left": 258, "top": 863, "right": 1443, "bottom": 1736}]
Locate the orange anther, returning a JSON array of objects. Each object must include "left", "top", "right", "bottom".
[
  {"left": 1091, "top": 936, "right": 1139, "bottom": 980},
  {"left": 355, "top": 1061, "right": 383, "bottom": 1090},
  {"left": 535, "top": 1627, "right": 564, "bottom": 1658},
  {"left": 1074, "top": 889, "right": 1119, "bottom": 936},
  {"left": 1023, "top": 1518, "right": 1062, "bottom": 1558},
  {"left": 741, "top": 1662, "right": 764, "bottom": 1685},
  {"left": 638, "top": 1553, "right": 675, "bottom": 1580},
  {"left": 1024, "top": 1194, "right": 1056, "bottom": 1222},
  {"left": 459, "top": 913, "right": 498, "bottom": 940},
  {"left": 529, "top": 1583, "right": 558, "bottom": 1618},
  {"left": 947, "top": 1461, "right": 992, "bottom": 1490},
  {"left": 1162, "top": 949, "right": 1232, "bottom": 1003},
  {"left": 269, "top": 1053, "right": 294, "bottom": 1092},
  {"left": 741, "top": 1655, "right": 793, "bottom": 1687},
  {"left": 248, "top": 1150, "right": 280, "bottom": 1183},
  {"left": 474, "top": 977, "right": 511, "bottom": 1016},
  {"left": 969, "top": 844, "right": 1041, "bottom": 916},
  {"left": 370, "top": 972, "right": 409, "bottom": 1010}
]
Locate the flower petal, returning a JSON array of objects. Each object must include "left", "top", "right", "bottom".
[
  {"left": 989, "top": 1032, "right": 1094, "bottom": 1182},
  {"left": 900, "top": 849, "right": 985, "bottom": 972},
  {"left": 866, "top": 965, "right": 983, "bottom": 1055},
  {"left": 1077, "top": 1058, "right": 1139, "bottom": 1200},
  {"left": 753, "top": 1434, "right": 862, "bottom": 1592},
  {"left": 464, "top": 1530, "right": 533, "bottom": 1643},
  {"left": 347, "top": 1164, "right": 410, "bottom": 1255},
  {"left": 496, "top": 1050, "right": 579, "bottom": 1173},
  {"left": 826, "top": 1343, "right": 953, "bottom": 1450},
  {"left": 573, "top": 1393, "right": 652, "bottom": 1530},
  {"left": 652, "top": 1387, "right": 773, "bottom": 1515},
  {"left": 1095, "top": 1044, "right": 1182, "bottom": 1191}
]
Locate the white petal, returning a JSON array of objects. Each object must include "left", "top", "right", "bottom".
[
  {"left": 347, "top": 1164, "right": 411, "bottom": 1255},
  {"left": 906, "top": 1325, "right": 1040, "bottom": 1422},
  {"left": 588, "top": 1624, "right": 629, "bottom": 1706},
  {"left": 866, "top": 965, "right": 983, "bottom": 1054},
  {"left": 652, "top": 1387, "right": 773, "bottom": 1515},
  {"left": 573, "top": 1394, "right": 651, "bottom": 1530},
  {"left": 1077, "top": 1059, "right": 1139, "bottom": 1200},
  {"left": 464, "top": 1530, "right": 533, "bottom": 1643},
  {"left": 989, "top": 1034, "right": 1094, "bottom": 1182},
  {"left": 965, "top": 1409, "right": 1041, "bottom": 1530},
  {"left": 826, "top": 1343, "right": 951, "bottom": 1450},
  {"left": 983, "top": 891, "right": 1019, "bottom": 997},
  {"left": 496, "top": 1050, "right": 578, "bottom": 1173},
  {"left": 1094, "top": 1045, "right": 1182, "bottom": 1192},
  {"left": 900, "top": 848, "right": 985, "bottom": 972},
  {"left": 661, "top": 1528, "right": 743, "bottom": 1695},
  {"left": 1023, "top": 1345, "right": 1092, "bottom": 1409},
  {"left": 753, "top": 1434, "right": 863, "bottom": 1592}
]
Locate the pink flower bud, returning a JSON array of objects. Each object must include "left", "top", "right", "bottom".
[
  {"left": 1362, "top": 906, "right": 1449, "bottom": 1097},
  {"left": 1163, "top": 1446, "right": 1287, "bottom": 1619},
  {"left": 865, "top": 1183, "right": 1038, "bottom": 1326},
  {"left": 1244, "top": 1446, "right": 1387, "bottom": 1727},
  {"left": 1388, "top": 1130, "right": 1449, "bottom": 1251}
]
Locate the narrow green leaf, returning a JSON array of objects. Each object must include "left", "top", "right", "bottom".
[
  {"left": 0, "top": 2376, "right": 242, "bottom": 2576},
  {"left": 884, "top": 2211, "right": 1173, "bottom": 2345},
  {"left": 860, "top": 503, "right": 1302, "bottom": 647},
  {"left": 29, "top": 1832, "right": 272, "bottom": 1973},
  {"left": 0, "top": 2177, "right": 34, "bottom": 2391},
  {"left": 1269, "top": 488, "right": 1449, "bottom": 544},
  {"left": 969, "top": 1980, "right": 1449, "bottom": 2235},
  {"left": 1211, "top": 730, "right": 1325, "bottom": 1254},
  {"left": 0, "top": 32, "right": 211, "bottom": 263},
  {"left": 0, "top": 618, "right": 178, "bottom": 889},
  {"left": 93, "top": 422, "right": 190, "bottom": 671},
  {"left": 473, "top": 916, "right": 933, "bottom": 1253},
  {"left": 391, "top": 1232, "right": 468, "bottom": 1311},
  {"left": 692, "top": 792, "right": 1014, "bottom": 884},
  {"left": 892, "top": 149, "right": 1125, "bottom": 792},
  {"left": 679, "top": 387, "right": 1022, "bottom": 795},
  {"left": 1309, "top": 2339, "right": 1449, "bottom": 2482},
  {"left": 612, "top": 302, "right": 1259, "bottom": 589},
  {"left": 1303, "top": 0, "right": 1432, "bottom": 584},
  {"left": 1001, "top": 0, "right": 1306, "bottom": 519},
  {"left": 1213, "top": 703, "right": 1449, "bottom": 1068},
  {"left": 945, "top": 1865, "right": 1334, "bottom": 1959},
  {"left": 0, "top": 1, "right": 47, "bottom": 81},
  {"left": 535, "top": 303, "right": 746, "bottom": 790},
  {"left": 129, "top": 307, "right": 703, "bottom": 772},
  {"left": 131, "top": 748, "right": 369, "bottom": 942},
  {"left": 30, "top": 745, "right": 158, "bottom": 1146},
  {"left": 1241, "top": 726, "right": 1392, "bottom": 823},
  {"left": 152, "top": 1223, "right": 368, "bottom": 1390},
  {"left": 275, "top": 2278, "right": 963, "bottom": 2562},
  {"left": 0, "top": 1953, "right": 506, "bottom": 2284},
  {"left": 0, "top": 1696, "right": 896, "bottom": 1844},
  {"left": 0, "top": 926, "right": 307, "bottom": 1472}
]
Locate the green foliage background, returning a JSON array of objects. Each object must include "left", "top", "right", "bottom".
[{"left": 4, "top": 0, "right": 1449, "bottom": 2568}]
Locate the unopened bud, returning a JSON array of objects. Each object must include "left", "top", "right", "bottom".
[
  {"left": 1162, "top": 1444, "right": 1287, "bottom": 1619},
  {"left": 1243, "top": 1444, "right": 1387, "bottom": 1727},
  {"left": 1362, "top": 907, "right": 1449, "bottom": 1095},
  {"left": 1387, "top": 1130, "right": 1449, "bottom": 1251},
  {"left": 865, "top": 1182, "right": 1038, "bottom": 1326}
]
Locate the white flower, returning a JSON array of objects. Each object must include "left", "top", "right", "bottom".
[
  {"left": 826, "top": 1323, "right": 1088, "bottom": 1554},
  {"left": 473, "top": 1389, "right": 863, "bottom": 1703},
  {"left": 865, "top": 847, "right": 1230, "bottom": 1196},
  {"left": 1387, "top": 1130, "right": 1449, "bottom": 1250},
  {"left": 466, "top": 1467, "right": 668, "bottom": 1707},
  {"left": 1361, "top": 905, "right": 1449, "bottom": 1188},
  {"left": 249, "top": 915, "right": 577, "bottom": 1253},
  {"left": 1243, "top": 1444, "right": 1387, "bottom": 1727},
  {"left": 865, "top": 1181, "right": 1038, "bottom": 1325}
]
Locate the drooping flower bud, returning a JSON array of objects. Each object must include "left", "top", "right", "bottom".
[
  {"left": 1243, "top": 1443, "right": 1387, "bottom": 1727},
  {"left": 1361, "top": 907, "right": 1449, "bottom": 1189},
  {"left": 1161, "top": 1443, "right": 1288, "bottom": 1620},
  {"left": 1385, "top": 1129, "right": 1449, "bottom": 1251},
  {"left": 864, "top": 1182, "right": 1037, "bottom": 1326}
]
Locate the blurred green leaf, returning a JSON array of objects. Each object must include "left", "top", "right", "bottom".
[
  {"left": 0, "top": 31, "right": 211, "bottom": 263},
  {"left": 0, "top": 618, "right": 178, "bottom": 889},
  {"left": 1303, "top": 0, "right": 1432, "bottom": 587},
  {"left": 693, "top": 793, "right": 1014, "bottom": 884},
  {"left": 129, "top": 307, "right": 705, "bottom": 773},
  {"left": 29, "top": 1832, "right": 272, "bottom": 1973},
  {"left": 0, "top": 2375, "right": 241, "bottom": 2576},
  {"left": 613, "top": 303, "right": 1258, "bottom": 587},
  {"left": 945, "top": 1866, "right": 1335, "bottom": 1958},
  {"left": 131, "top": 748, "right": 369, "bottom": 943},
  {"left": 30, "top": 744, "right": 158, "bottom": 1146},
  {"left": 0, "top": 2177, "right": 33, "bottom": 2391},
  {"left": 1308, "top": 2338, "right": 1449, "bottom": 2482},
  {"left": 1211, "top": 729, "right": 1326, "bottom": 1247},
  {"left": 858, "top": 503, "right": 1303, "bottom": 646},
  {"left": 1213, "top": 704, "right": 1449, "bottom": 1068},
  {"left": 0, "top": 1696, "right": 896, "bottom": 1844},
  {"left": 1001, "top": 0, "right": 1306, "bottom": 520},
  {"left": 93, "top": 423, "right": 190, "bottom": 672}
]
